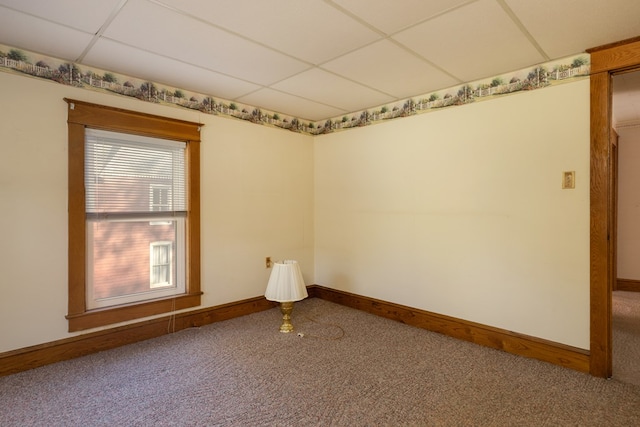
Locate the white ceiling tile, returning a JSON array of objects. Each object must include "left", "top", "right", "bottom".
[
  {"left": 238, "top": 88, "right": 346, "bottom": 122},
  {"left": 505, "top": 0, "right": 640, "bottom": 58},
  {"left": 2, "top": 0, "right": 640, "bottom": 123},
  {"left": 273, "top": 68, "right": 395, "bottom": 112},
  {"left": 83, "top": 39, "right": 261, "bottom": 100},
  {"left": 104, "top": 0, "right": 310, "bottom": 85},
  {"left": 0, "top": 0, "right": 123, "bottom": 33},
  {"left": 0, "top": 6, "right": 94, "bottom": 60},
  {"left": 156, "top": 0, "right": 381, "bottom": 64},
  {"left": 333, "top": 0, "right": 471, "bottom": 34},
  {"left": 322, "top": 39, "right": 460, "bottom": 98},
  {"left": 393, "top": 0, "right": 545, "bottom": 82}
]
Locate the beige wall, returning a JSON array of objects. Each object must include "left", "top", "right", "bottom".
[
  {"left": 617, "top": 126, "right": 640, "bottom": 280},
  {"left": 0, "top": 70, "right": 591, "bottom": 353},
  {"left": 0, "top": 71, "right": 314, "bottom": 352},
  {"left": 314, "top": 80, "right": 591, "bottom": 348}
]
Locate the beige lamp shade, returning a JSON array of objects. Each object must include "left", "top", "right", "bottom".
[{"left": 265, "top": 260, "right": 308, "bottom": 302}]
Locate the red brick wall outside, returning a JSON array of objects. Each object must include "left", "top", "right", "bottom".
[{"left": 90, "top": 221, "right": 176, "bottom": 299}]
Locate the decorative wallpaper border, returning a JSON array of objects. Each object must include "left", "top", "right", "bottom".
[
  {"left": 318, "top": 55, "right": 590, "bottom": 135},
  {"left": 0, "top": 43, "right": 589, "bottom": 136}
]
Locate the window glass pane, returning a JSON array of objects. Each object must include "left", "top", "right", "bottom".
[{"left": 87, "top": 219, "right": 184, "bottom": 308}]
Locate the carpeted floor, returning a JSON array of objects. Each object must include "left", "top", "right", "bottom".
[
  {"left": 613, "top": 290, "right": 640, "bottom": 387},
  {"left": 1, "top": 298, "right": 640, "bottom": 426}
]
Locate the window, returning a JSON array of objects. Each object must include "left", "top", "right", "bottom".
[
  {"left": 151, "top": 184, "right": 170, "bottom": 212},
  {"left": 83, "top": 129, "right": 187, "bottom": 309},
  {"left": 65, "top": 99, "right": 202, "bottom": 332},
  {"left": 150, "top": 242, "right": 173, "bottom": 288},
  {"left": 150, "top": 185, "right": 172, "bottom": 225}
]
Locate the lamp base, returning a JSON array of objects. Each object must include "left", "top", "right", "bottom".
[{"left": 278, "top": 301, "right": 295, "bottom": 333}]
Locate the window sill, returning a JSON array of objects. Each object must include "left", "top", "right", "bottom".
[{"left": 66, "top": 292, "right": 202, "bottom": 332}]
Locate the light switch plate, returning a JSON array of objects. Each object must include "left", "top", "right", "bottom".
[{"left": 562, "top": 171, "right": 575, "bottom": 189}]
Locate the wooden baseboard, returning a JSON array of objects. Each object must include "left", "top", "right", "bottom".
[
  {"left": 308, "top": 285, "right": 590, "bottom": 374},
  {"left": 616, "top": 279, "right": 640, "bottom": 292},
  {"left": 0, "top": 296, "right": 277, "bottom": 377},
  {"left": 1, "top": 285, "right": 590, "bottom": 377}
]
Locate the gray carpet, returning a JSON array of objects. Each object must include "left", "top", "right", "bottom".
[
  {"left": 1, "top": 298, "right": 640, "bottom": 426},
  {"left": 613, "top": 290, "right": 640, "bottom": 387}
]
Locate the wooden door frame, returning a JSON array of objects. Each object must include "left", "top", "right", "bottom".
[
  {"left": 588, "top": 36, "right": 640, "bottom": 377},
  {"left": 610, "top": 130, "right": 618, "bottom": 295}
]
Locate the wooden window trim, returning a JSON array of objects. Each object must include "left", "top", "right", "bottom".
[{"left": 65, "top": 99, "right": 202, "bottom": 332}]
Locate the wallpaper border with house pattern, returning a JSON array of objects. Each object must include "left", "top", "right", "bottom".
[{"left": 0, "top": 43, "right": 590, "bottom": 136}]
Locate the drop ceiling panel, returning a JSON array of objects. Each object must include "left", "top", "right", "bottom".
[
  {"left": 0, "top": 0, "right": 123, "bottom": 33},
  {"left": 272, "top": 68, "right": 395, "bottom": 112},
  {"left": 333, "top": 0, "right": 472, "bottom": 34},
  {"left": 238, "top": 88, "right": 346, "bottom": 122},
  {"left": 323, "top": 39, "right": 460, "bottom": 99},
  {"left": 157, "top": 0, "right": 381, "bottom": 64},
  {"left": 84, "top": 39, "right": 262, "bottom": 100},
  {"left": 0, "top": 7, "right": 94, "bottom": 60},
  {"left": 104, "top": 0, "right": 310, "bottom": 85},
  {"left": 2, "top": 0, "right": 640, "bottom": 123},
  {"left": 393, "top": 0, "right": 545, "bottom": 82},
  {"left": 505, "top": 0, "right": 640, "bottom": 59}
]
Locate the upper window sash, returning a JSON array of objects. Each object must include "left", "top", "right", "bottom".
[{"left": 85, "top": 128, "right": 187, "bottom": 215}]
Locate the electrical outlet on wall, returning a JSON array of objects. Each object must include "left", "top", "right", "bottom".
[{"left": 265, "top": 257, "right": 272, "bottom": 268}]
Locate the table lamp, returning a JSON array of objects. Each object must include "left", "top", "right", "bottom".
[{"left": 264, "top": 260, "right": 308, "bottom": 333}]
